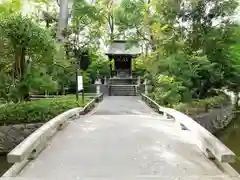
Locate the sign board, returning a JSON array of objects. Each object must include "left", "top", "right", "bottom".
[{"left": 77, "top": 76, "right": 83, "bottom": 91}]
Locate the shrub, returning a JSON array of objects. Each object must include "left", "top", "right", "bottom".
[
  {"left": 173, "top": 94, "right": 231, "bottom": 115},
  {"left": 0, "top": 95, "right": 89, "bottom": 125},
  {"left": 151, "top": 75, "right": 190, "bottom": 106}
]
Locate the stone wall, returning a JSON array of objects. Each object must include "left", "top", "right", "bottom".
[
  {"left": 191, "top": 105, "right": 233, "bottom": 134},
  {"left": 0, "top": 123, "right": 43, "bottom": 154},
  {"left": 141, "top": 93, "right": 234, "bottom": 134}
]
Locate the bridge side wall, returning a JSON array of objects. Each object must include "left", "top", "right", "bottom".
[
  {"left": 140, "top": 93, "right": 233, "bottom": 134},
  {"left": 192, "top": 105, "right": 233, "bottom": 134},
  {"left": 0, "top": 93, "right": 104, "bottom": 155},
  {"left": 0, "top": 123, "right": 43, "bottom": 154},
  {"left": 141, "top": 93, "right": 236, "bottom": 164}
]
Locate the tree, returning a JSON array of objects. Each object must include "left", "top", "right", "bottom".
[
  {"left": 113, "top": 0, "right": 240, "bottom": 105},
  {"left": 115, "top": 0, "right": 181, "bottom": 51},
  {"left": 100, "top": 0, "right": 116, "bottom": 41},
  {"left": 115, "top": 0, "right": 152, "bottom": 50},
  {"left": 222, "top": 25, "right": 240, "bottom": 107},
  {"left": 0, "top": 14, "right": 56, "bottom": 101},
  {"left": 87, "top": 51, "right": 109, "bottom": 83},
  {"left": 32, "top": 1, "right": 58, "bottom": 29}
]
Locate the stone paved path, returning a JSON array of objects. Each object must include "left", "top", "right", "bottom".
[
  {"left": 14, "top": 96, "right": 235, "bottom": 179},
  {"left": 93, "top": 96, "right": 158, "bottom": 115}
]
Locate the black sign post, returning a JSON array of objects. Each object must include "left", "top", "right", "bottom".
[
  {"left": 81, "top": 71, "right": 84, "bottom": 103},
  {"left": 74, "top": 49, "right": 90, "bottom": 103},
  {"left": 75, "top": 60, "right": 79, "bottom": 102}
]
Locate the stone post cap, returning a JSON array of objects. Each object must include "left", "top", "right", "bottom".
[{"left": 95, "top": 79, "right": 101, "bottom": 85}]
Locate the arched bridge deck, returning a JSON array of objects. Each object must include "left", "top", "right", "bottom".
[{"left": 2, "top": 96, "right": 240, "bottom": 179}]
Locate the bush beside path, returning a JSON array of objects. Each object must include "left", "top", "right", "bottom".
[{"left": 0, "top": 95, "right": 91, "bottom": 125}]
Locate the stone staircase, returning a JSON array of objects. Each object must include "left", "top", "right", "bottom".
[
  {"left": 109, "top": 85, "right": 137, "bottom": 96},
  {"left": 108, "top": 78, "right": 137, "bottom": 85},
  {"left": 108, "top": 78, "right": 138, "bottom": 96}
]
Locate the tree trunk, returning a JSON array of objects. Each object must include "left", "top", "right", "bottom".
[
  {"left": 14, "top": 47, "right": 29, "bottom": 101},
  {"left": 108, "top": 13, "right": 114, "bottom": 41},
  {"left": 14, "top": 48, "right": 25, "bottom": 81},
  {"left": 19, "top": 47, "right": 25, "bottom": 81},
  {"left": 57, "top": 0, "right": 69, "bottom": 43}
]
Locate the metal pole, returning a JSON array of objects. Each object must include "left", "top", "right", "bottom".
[
  {"left": 82, "top": 70, "right": 84, "bottom": 103},
  {"left": 76, "top": 60, "right": 79, "bottom": 102},
  {"left": 78, "top": 55, "right": 84, "bottom": 103}
]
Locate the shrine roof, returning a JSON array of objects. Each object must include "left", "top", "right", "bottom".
[{"left": 105, "top": 40, "right": 141, "bottom": 56}]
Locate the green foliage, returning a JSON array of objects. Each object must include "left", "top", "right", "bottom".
[
  {"left": 115, "top": 0, "right": 152, "bottom": 48},
  {"left": 1, "top": 0, "right": 240, "bottom": 113},
  {"left": 115, "top": 0, "right": 240, "bottom": 107},
  {"left": 0, "top": 14, "right": 57, "bottom": 101},
  {"left": 223, "top": 25, "right": 240, "bottom": 95},
  {"left": 0, "top": 0, "right": 109, "bottom": 102},
  {"left": 0, "top": 0, "right": 22, "bottom": 15},
  {"left": 26, "top": 67, "right": 58, "bottom": 94},
  {"left": 49, "top": 45, "right": 75, "bottom": 94},
  {"left": 150, "top": 48, "right": 225, "bottom": 100},
  {"left": 0, "top": 14, "right": 55, "bottom": 62},
  {"left": 0, "top": 73, "right": 12, "bottom": 102},
  {"left": 0, "top": 95, "right": 88, "bottom": 125},
  {"left": 115, "top": 0, "right": 144, "bottom": 30},
  {"left": 87, "top": 56, "right": 109, "bottom": 82},
  {"left": 173, "top": 94, "right": 231, "bottom": 115},
  {"left": 70, "top": 0, "right": 105, "bottom": 49},
  {"left": 73, "top": 0, "right": 104, "bottom": 23},
  {"left": 115, "top": 0, "right": 182, "bottom": 50},
  {"left": 133, "top": 56, "right": 146, "bottom": 77},
  {"left": 150, "top": 75, "right": 189, "bottom": 107}
]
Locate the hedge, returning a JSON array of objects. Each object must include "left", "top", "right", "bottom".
[
  {"left": 173, "top": 94, "right": 231, "bottom": 115},
  {"left": 0, "top": 95, "right": 89, "bottom": 125}
]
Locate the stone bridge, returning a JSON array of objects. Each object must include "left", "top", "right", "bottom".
[{"left": 1, "top": 95, "right": 240, "bottom": 179}]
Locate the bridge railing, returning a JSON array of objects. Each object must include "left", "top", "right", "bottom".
[
  {"left": 4, "top": 93, "right": 103, "bottom": 177},
  {"left": 141, "top": 93, "right": 236, "bottom": 164}
]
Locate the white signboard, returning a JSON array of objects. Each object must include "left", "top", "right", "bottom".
[{"left": 78, "top": 76, "right": 83, "bottom": 91}]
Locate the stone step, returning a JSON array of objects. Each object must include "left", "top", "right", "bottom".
[
  {"left": 109, "top": 85, "right": 137, "bottom": 96},
  {"left": 108, "top": 78, "right": 138, "bottom": 85}
]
